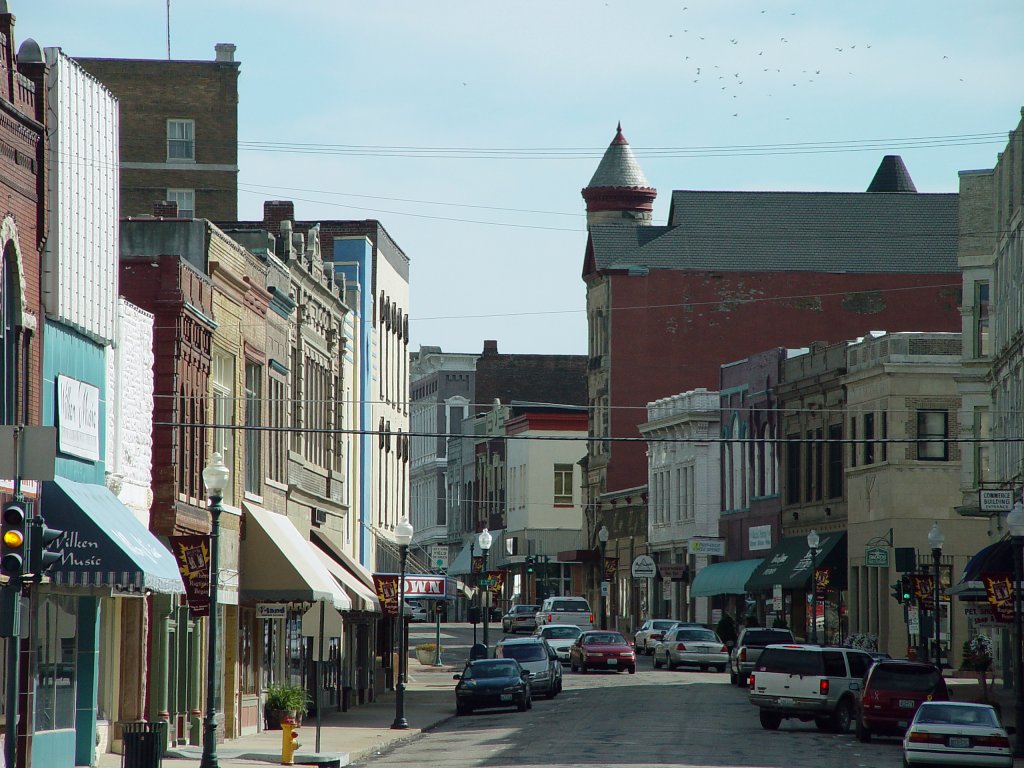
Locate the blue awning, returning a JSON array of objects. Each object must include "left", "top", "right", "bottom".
[
  {"left": 43, "top": 477, "right": 184, "bottom": 594},
  {"left": 447, "top": 543, "right": 473, "bottom": 576},
  {"left": 690, "top": 558, "right": 764, "bottom": 598}
]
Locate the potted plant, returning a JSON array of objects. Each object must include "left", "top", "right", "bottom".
[
  {"left": 264, "top": 683, "right": 310, "bottom": 730},
  {"left": 415, "top": 642, "right": 441, "bottom": 665},
  {"left": 961, "top": 635, "right": 994, "bottom": 704}
]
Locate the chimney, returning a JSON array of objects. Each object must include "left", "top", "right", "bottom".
[
  {"left": 153, "top": 200, "right": 179, "bottom": 218},
  {"left": 263, "top": 200, "right": 294, "bottom": 228},
  {"left": 482, "top": 340, "right": 498, "bottom": 355},
  {"left": 214, "top": 43, "right": 236, "bottom": 63}
]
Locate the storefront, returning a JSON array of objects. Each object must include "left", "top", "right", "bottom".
[{"left": 689, "top": 558, "right": 765, "bottom": 624}]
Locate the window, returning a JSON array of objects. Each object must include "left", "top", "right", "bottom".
[
  {"left": 268, "top": 375, "right": 287, "bottom": 483},
  {"left": 244, "top": 361, "right": 262, "bottom": 495},
  {"left": 1, "top": 246, "right": 15, "bottom": 424},
  {"left": 879, "top": 410, "right": 888, "bottom": 463},
  {"left": 813, "top": 428, "right": 823, "bottom": 500},
  {"left": 975, "top": 407, "right": 991, "bottom": 484},
  {"left": 917, "top": 410, "right": 949, "bottom": 461},
  {"left": 803, "top": 430, "right": 813, "bottom": 503},
  {"left": 211, "top": 348, "right": 235, "bottom": 505},
  {"left": 553, "top": 464, "right": 573, "bottom": 505},
  {"left": 167, "top": 119, "right": 195, "bottom": 161},
  {"left": 785, "top": 434, "right": 800, "bottom": 505},
  {"left": 166, "top": 188, "right": 195, "bottom": 218},
  {"left": 849, "top": 417, "right": 858, "bottom": 467},
  {"left": 827, "top": 423, "right": 843, "bottom": 499},
  {"left": 975, "top": 281, "right": 990, "bottom": 357},
  {"left": 863, "top": 412, "right": 875, "bottom": 465},
  {"left": 34, "top": 595, "right": 78, "bottom": 731}
]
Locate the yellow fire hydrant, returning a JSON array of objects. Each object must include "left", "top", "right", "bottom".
[{"left": 280, "top": 716, "right": 300, "bottom": 765}]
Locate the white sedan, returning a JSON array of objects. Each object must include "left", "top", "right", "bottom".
[
  {"left": 653, "top": 625, "right": 729, "bottom": 672},
  {"left": 532, "top": 624, "right": 582, "bottom": 663},
  {"left": 903, "top": 701, "right": 1011, "bottom": 768},
  {"left": 633, "top": 619, "right": 680, "bottom": 655}
]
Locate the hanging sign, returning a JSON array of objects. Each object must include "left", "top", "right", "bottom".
[
  {"left": 603, "top": 557, "right": 618, "bottom": 581},
  {"left": 631, "top": 555, "right": 657, "bottom": 579},
  {"left": 864, "top": 547, "right": 889, "bottom": 567},
  {"left": 169, "top": 534, "right": 211, "bottom": 617},
  {"left": 257, "top": 604, "right": 287, "bottom": 620},
  {"left": 982, "top": 572, "right": 1014, "bottom": 623}
]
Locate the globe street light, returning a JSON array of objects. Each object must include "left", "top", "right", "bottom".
[
  {"left": 200, "top": 452, "right": 229, "bottom": 768},
  {"left": 927, "top": 522, "right": 945, "bottom": 668},
  {"left": 1008, "top": 501, "right": 1024, "bottom": 757},
  {"left": 806, "top": 529, "right": 820, "bottom": 645},
  {"left": 391, "top": 516, "right": 414, "bottom": 730},
  {"left": 478, "top": 528, "right": 493, "bottom": 651},
  {"left": 598, "top": 525, "right": 610, "bottom": 630}
]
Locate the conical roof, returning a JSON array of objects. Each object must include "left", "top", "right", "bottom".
[
  {"left": 586, "top": 123, "right": 653, "bottom": 189},
  {"left": 867, "top": 155, "right": 917, "bottom": 193}
]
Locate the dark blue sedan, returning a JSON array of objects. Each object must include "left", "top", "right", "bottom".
[{"left": 454, "top": 658, "right": 532, "bottom": 715}]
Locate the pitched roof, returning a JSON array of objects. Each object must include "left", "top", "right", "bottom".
[
  {"left": 867, "top": 155, "right": 918, "bottom": 192},
  {"left": 586, "top": 123, "right": 653, "bottom": 189},
  {"left": 588, "top": 190, "right": 958, "bottom": 274}
]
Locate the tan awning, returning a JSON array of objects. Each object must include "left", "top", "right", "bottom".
[
  {"left": 310, "top": 528, "right": 378, "bottom": 593},
  {"left": 241, "top": 504, "right": 350, "bottom": 610},
  {"left": 309, "top": 546, "right": 382, "bottom": 614}
]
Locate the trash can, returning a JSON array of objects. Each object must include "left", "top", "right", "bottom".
[{"left": 121, "top": 720, "right": 166, "bottom": 768}]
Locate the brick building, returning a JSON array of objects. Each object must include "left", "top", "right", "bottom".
[{"left": 76, "top": 45, "right": 240, "bottom": 220}]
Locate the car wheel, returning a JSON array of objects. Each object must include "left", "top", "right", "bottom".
[
  {"left": 716, "top": 664, "right": 727, "bottom": 673},
  {"left": 738, "top": 673, "right": 748, "bottom": 688},
  {"left": 667, "top": 655, "right": 677, "bottom": 671},
  {"left": 759, "top": 711, "right": 782, "bottom": 730},
  {"left": 699, "top": 665, "right": 707, "bottom": 672},
  {"left": 855, "top": 717, "right": 871, "bottom": 743},
  {"left": 527, "top": 694, "right": 533, "bottom": 710},
  {"left": 729, "top": 667, "right": 738, "bottom": 685},
  {"left": 653, "top": 654, "right": 663, "bottom": 669},
  {"left": 628, "top": 666, "right": 636, "bottom": 675},
  {"left": 830, "top": 699, "right": 852, "bottom": 734},
  {"left": 814, "top": 718, "right": 830, "bottom": 731},
  {"left": 546, "top": 687, "right": 557, "bottom": 699},
  {"left": 457, "top": 704, "right": 472, "bottom": 716},
  {"left": 517, "top": 696, "right": 528, "bottom": 712}
]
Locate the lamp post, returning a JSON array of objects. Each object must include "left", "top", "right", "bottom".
[
  {"left": 1008, "top": 502, "right": 1024, "bottom": 757},
  {"left": 479, "top": 527, "right": 492, "bottom": 651},
  {"left": 598, "top": 525, "right": 610, "bottom": 630},
  {"left": 807, "top": 529, "right": 819, "bottom": 645},
  {"left": 391, "top": 516, "right": 414, "bottom": 730},
  {"left": 199, "top": 452, "right": 229, "bottom": 768},
  {"left": 927, "top": 522, "right": 945, "bottom": 669},
  {"left": 469, "top": 541, "right": 477, "bottom": 645}
]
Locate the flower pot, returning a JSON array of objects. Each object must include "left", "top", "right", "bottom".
[
  {"left": 264, "top": 708, "right": 297, "bottom": 731},
  {"left": 416, "top": 649, "right": 437, "bottom": 665}
]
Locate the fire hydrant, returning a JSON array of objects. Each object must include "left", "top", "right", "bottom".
[{"left": 281, "top": 716, "right": 300, "bottom": 765}]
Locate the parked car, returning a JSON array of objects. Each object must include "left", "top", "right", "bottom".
[
  {"left": 652, "top": 625, "right": 729, "bottom": 672},
  {"left": 855, "top": 660, "right": 948, "bottom": 742},
  {"left": 903, "top": 701, "right": 1011, "bottom": 768},
  {"left": 729, "top": 627, "right": 795, "bottom": 686},
  {"left": 453, "top": 658, "right": 532, "bottom": 715},
  {"left": 532, "top": 624, "right": 582, "bottom": 663},
  {"left": 406, "top": 599, "right": 429, "bottom": 622},
  {"left": 633, "top": 619, "right": 680, "bottom": 655},
  {"left": 502, "top": 604, "right": 541, "bottom": 634},
  {"left": 535, "top": 596, "right": 594, "bottom": 630},
  {"left": 495, "top": 637, "right": 562, "bottom": 698},
  {"left": 568, "top": 630, "right": 636, "bottom": 674},
  {"left": 749, "top": 643, "right": 873, "bottom": 733}
]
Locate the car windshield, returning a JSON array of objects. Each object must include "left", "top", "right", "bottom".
[
  {"left": 679, "top": 629, "right": 719, "bottom": 642},
  {"left": 756, "top": 648, "right": 824, "bottom": 676},
  {"left": 464, "top": 662, "right": 519, "bottom": 680},
  {"left": 515, "top": 606, "right": 539, "bottom": 614},
  {"left": 585, "top": 633, "right": 626, "bottom": 645},
  {"left": 551, "top": 600, "right": 589, "bottom": 612},
  {"left": 916, "top": 704, "right": 999, "bottom": 727},
  {"left": 499, "top": 644, "right": 547, "bottom": 662},
  {"left": 743, "top": 630, "right": 793, "bottom": 646},
  {"left": 870, "top": 665, "right": 942, "bottom": 692},
  {"left": 542, "top": 627, "right": 581, "bottom": 639}
]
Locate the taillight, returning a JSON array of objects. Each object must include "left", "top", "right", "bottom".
[
  {"left": 908, "top": 731, "right": 945, "bottom": 744},
  {"left": 976, "top": 735, "right": 1010, "bottom": 748},
  {"left": 676, "top": 643, "right": 687, "bottom": 651},
  {"left": 589, "top": 613, "right": 594, "bottom": 624},
  {"left": 819, "top": 679, "right": 829, "bottom": 696},
  {"left": 739, "top": 648, "right": 747, "bottom": 662},
  {"left": 719, "top": 645, "right": 728, "bottom": 653},
  {"left": 748, "top": 673, "right": 755, "bottom": 689},
  {"left": 548, "top": 614, "right": 553, "bottom": 622}
]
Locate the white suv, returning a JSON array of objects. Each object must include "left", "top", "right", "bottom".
[{"left": 749, "top": 644, "right": 872, "bottom": 733}]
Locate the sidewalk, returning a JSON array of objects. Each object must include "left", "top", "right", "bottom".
[{"left": 96, "top": 656, "right": 460, "bottom": 768}]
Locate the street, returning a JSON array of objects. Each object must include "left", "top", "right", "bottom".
[{"left": 355, "top": 623, "right": 906, "bottom": 768}]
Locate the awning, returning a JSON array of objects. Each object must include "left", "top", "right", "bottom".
[
  {"left": 949, "top": 539, "right": 1013, "bottom": 599},
  {"left": 309, "top": 545, "right": 381, "bottom": 613},
  {"left": 690, "top": 558, "right": 764, "bottom": 598},
  {"left": 447, "top": 542, "right": 473, "bottom": 576},
  {"left": 241, "top": 504, "right": 350, "bottom": 610},
  {"left": 745, "top": 532, "right": 847, "bottom": 592},
  {"left": 43, "top": 477, "right": 184, "bottom": 594}
]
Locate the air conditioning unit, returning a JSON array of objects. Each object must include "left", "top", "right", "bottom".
[{"left": 312, "top": 508, "right": 328, "bottom": 526}]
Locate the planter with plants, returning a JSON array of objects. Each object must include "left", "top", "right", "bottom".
[
  {"left": 415, "top": 642, "right": 441, "bottom": 665},
  {"left": 264, "top": 683, "right": 310, "bottom": 730}
]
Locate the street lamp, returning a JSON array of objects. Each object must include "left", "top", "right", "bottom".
[
  {"left": 1008, "top": 502, "right": 1024, "bottom": 757},
  {"left": 200, "top": 452, "right": 229, "bottom": 768},
  {"left": 598, "top": 525, "right": 610, "bottom": 630},
  {"left": 927, "top": 522, "right": 945, "bottom": 668},
  {"left": 478, "top": 527, "right": 492, "bottom": 651},
  {"left": 807, "top": 529, "right": 819, "bottom": 645},
  {"left": 391, "top": 516, "right": 414, "bottom": 730},
  {"left": 469, "top": 541, "right": 477, "bottom": 645}
]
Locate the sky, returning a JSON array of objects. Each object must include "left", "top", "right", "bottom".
[{"left": 17, "top": 1, "right": 1024, "bottom": 357}]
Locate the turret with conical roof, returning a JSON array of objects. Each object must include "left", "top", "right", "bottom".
[
  {"left": 867, "top": 155, "right": 918, "bottom": 193},
  {"left": 582, "top": 123, "right": 657, "bottom": 228}
]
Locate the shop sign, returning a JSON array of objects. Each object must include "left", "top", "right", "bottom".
[
  {"left": 980, "top": 489, "right": 1014, "bottom": 513},
  {"left": 631, "top": 555, "right": 657, "bottom": 579},
  {"left": 688, "top": 539, "right": 726, "bottom": 557},
  {"left": 57, "top": 375, "right": 100, "bottom": 461},
  {"left": 749, "top": 525, "right": 773, "bottom": 551},
  {"left": 658, "top": 563, "right": 686, "bottom": 580},
  {"left": 864, "top": 546, "right": 889, "bottom": 567},
  {"left": 257, "top": 604, "right": 287, "bottom": 620}
]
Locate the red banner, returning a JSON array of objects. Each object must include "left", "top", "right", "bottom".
[
  {"left": 982, "top": 572, "right": 1014, "bottom": 623},
  {"left": 814, "top": 567, "right": 831, "bottom": 590},
  {"left": 471, "top": 556, "right": 484, "bottom": 575},
  {"left": 486, "top": 570, "right": 505, "bottom": 595},
  {"left": 604, "top": 557, "right": 618, "bottom": 582},
  {"left": 169, "top": 535, "right": 210, "bottom": 617},
  {"left": 373, "top": 575, "right": 402, "bottom": 617},
  {"left": 913, "top": 574, "right": 935, "bottom": 610}
]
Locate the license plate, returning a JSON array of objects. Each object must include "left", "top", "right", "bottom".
[
  {"left": 899, "top": 699, "right": 916, "bottom": 709},
  {"left": 778, "top": 697, "right": 794, "bottom": 707},
  {"left": 607, "top": 658, "right": 618, "bottom": 665},
  {"left": 500, "top": 693, "right": 513, "bottom": 702},
  {"left": 948, "top": 736, "right": 970, "bottom": 748}
]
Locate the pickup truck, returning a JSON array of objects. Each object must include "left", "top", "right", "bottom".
[
  {"left": 534, "top": 596, "right": 594, "bottom": 630},
  {"left": 729, "top": 627, "right": 795, "bottom": 686}
]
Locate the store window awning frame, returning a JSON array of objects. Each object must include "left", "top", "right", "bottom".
[
  {"left": 309, "top": 543, "right": 381, "bottom": 614},
  {"left": 745, "top": 532, "right": 847, "bottom": 592},
  {"left": 690, "top": 558, "right": 764, "bottom": 598}
]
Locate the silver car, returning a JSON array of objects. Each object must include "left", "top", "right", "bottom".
[
  {"left": 653, "top": 625, "right": 729, "bottom": 672},
  {"left": 532, "top": 624, "right": 582, "bottom": 663},
  {"left": 495, "top": 637, "right": 563, "bottom": 698},
  {"left": 633, "top": 619, "right": 680, "bottom": 655}
]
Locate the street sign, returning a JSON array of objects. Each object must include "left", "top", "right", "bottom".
[
  {"left": 601, "top": 581, "right": 610, "bottom": 597},
  {"left": 428, "top": 544, "right": 448, "bottom": 570},
  {"left": 980, "top": 489, "right": 1014, "bottom": 513},
  {"left": 864, "top": 546, "right": 889, "bottom": 567},
  {"left": 631, "top": 555, "right": 657, "bottom": 579}
]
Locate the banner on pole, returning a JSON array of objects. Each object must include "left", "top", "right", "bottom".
[{"left": 169, "top": 535, "right": 211, "bottom": 617}]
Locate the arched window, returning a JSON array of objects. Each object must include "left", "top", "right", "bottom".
[
  {"left": 731, "top": 415, "right": 744, "bottom": 510},
  {"left": 1, "top": 244, "right": 16, "bottom": 424},
  {"left": 763, "top": 423, "right": 776, "bottom": 496}
]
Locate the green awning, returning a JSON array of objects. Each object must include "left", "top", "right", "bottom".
[
  {"left": 744, "top": 532, "right": 847, "bottom": 592},
  {"left": 690, "top": 559, "right": 764, "bottom": 597}
]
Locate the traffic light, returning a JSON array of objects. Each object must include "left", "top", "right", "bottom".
[
  {"left": 30, "top": 515, "right": 63, "bottom": 581},
  {"left": 1, "top": 502, "right": 27, "bottom": 578},
  {"left": 526, "top": 556, "right": 535, "bottom": 574},
  {"left": 890, "top": 582, "right": 903, "bottom": 604},
  {"left": 901, "top": 574, "right": 913, "bottom": 604}
]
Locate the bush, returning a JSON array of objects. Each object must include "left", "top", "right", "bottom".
[
  {"left": 415, "top": 642, "right": 442, "bottom": 652},
  {"left": 715, "top": 614, "right": 737, "bottom": 645},
  {"left": 846, "top": 633, "right": 879, "bottom": 652},
  {"left": 265, "top": 683, "right": 309, "bottom": 716},
  {"left": 962, "top": 635, "right": 993, "bottom": 672}
]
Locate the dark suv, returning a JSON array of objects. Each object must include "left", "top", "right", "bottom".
[{"left": 855, "top": 660, "right": 948, "bottom": 741}]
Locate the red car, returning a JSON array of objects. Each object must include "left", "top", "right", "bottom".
[
  {"left": 856, "top": 660, "right": 948, "bottom": 741},
  {"left": 569, "top": 630, "right": 636, "bottom": 674}
]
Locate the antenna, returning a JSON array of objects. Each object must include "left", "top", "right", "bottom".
[{"left": 166, "top": 0, "right": 171, "bottom": 59}]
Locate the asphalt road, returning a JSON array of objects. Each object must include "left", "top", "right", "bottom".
[{"left": 356, "top": 626, "right": 906, "bottom": 768}]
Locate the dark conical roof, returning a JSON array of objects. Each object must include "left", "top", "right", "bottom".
[
  {"left": 586, "top": 123, "right": 653, "bottom": 189},
  {"left": 867, "top": 155, "right": 917, "bottom": 193}
]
